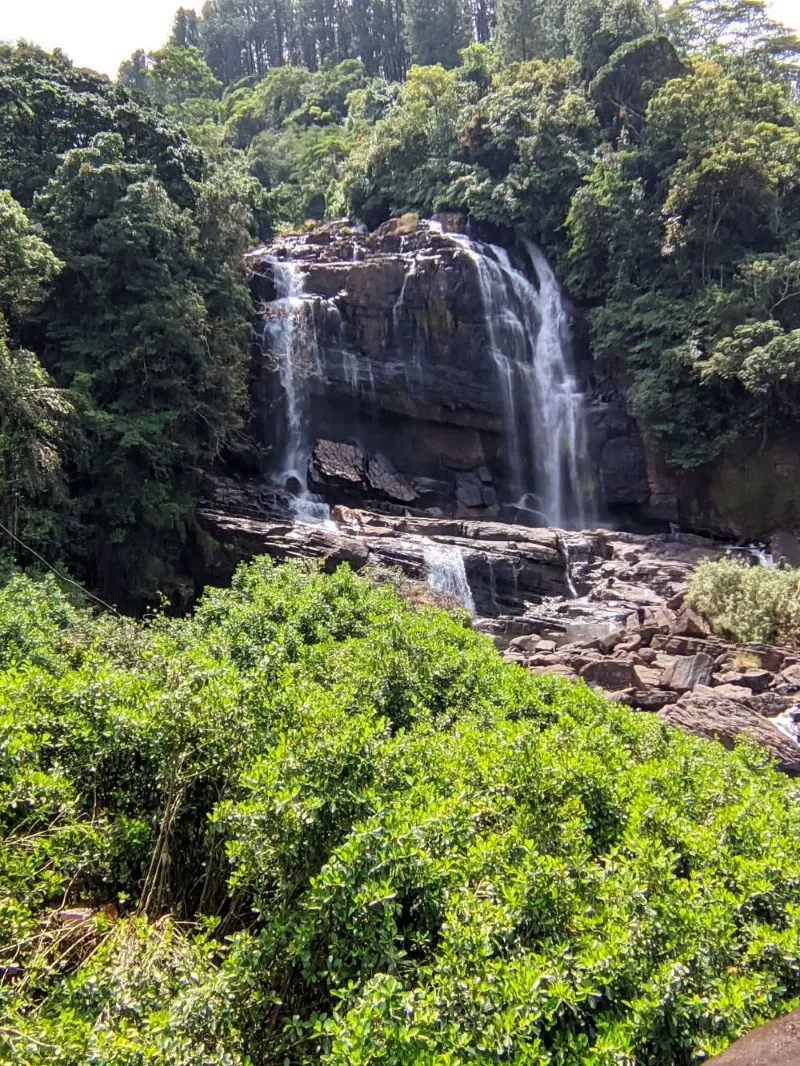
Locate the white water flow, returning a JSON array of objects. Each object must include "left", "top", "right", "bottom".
[
  {"left": 772, "top": 704, "right": 800, "bottom": 744},
  {"left": 263, "top": 256, "right": 331, "bottom": 525},
  {"left": 450, "top": 235, "right": 593, "bottom": 529},
  {"left": 423, "top": 540, "right": 476, "bottom": 614}
]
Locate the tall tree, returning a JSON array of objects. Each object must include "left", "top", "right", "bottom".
[
  {"left": 0, "top": 191, "right": 71, "bottom": 541},
  {"left": 402, "top": 0, "right": 472, "bottom": 68},
  {"left": 33, "top": 135, "right": 263, "bottom": 606},
  {"left": 564, "top": 0, "right": 654, "bottom": 78},
  {"left": 473, "top": 0, "right": 496, "bottom": 44},
  {"left": 495, "top": 0, "right": 548, "bottom": 61},
  {"left": 171, "top": 6, "right": 202, "bottom": 47}
]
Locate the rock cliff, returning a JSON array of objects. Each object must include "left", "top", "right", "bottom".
[{"left": 245, "top": 216, "right": 648, "bottom": 525}]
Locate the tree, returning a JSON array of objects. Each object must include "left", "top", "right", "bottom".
[
  {"left": 171, "top": 6, "right": 202, "bottom": 47},
  {"left": 142, "top": 44, "right": 223, "bottom": 109},
  {"left": 0, "top": 191, "right": 71, "bottom": 541},
  {"left": 474, "top": 0, "right": 496, "bottom": 44},
  {"left": 453, "top": 59, "right": 598, "bottom": 238},
  {"left": 223, "top": 65, "right": 312, "bottom": 147},
  {"left": 564, "top": 0, "right": 654, "bottom": 79},
  {"left": 667, "top": 0, "right": 800, "bottom": 78},
  {"left": 343, "top": 64, "right": 467, "bottom": 226},
  {"left": 588, "top": 35, "right": 685, "bottom": 143},
  {"left": 402, "top": 0, "right": 473, "bottom": 69},
  {"left": 30, "top": 133, "right": 264, "bottom": 607},
  {"left": 0, "top": 43, "right": 204, "bottom": 208},
  {"left": 117, "top": 47, "right": 150, "bottom": 92},
  {"left": 495, "top": 0, "right": 570, "bottom": 62}
]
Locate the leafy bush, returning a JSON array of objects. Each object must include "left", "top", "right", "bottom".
[
  {"left": 3, "top": 560, "right": 800, "bottom": 1063},
  {"left": 688, "top": 555, "right": 800, "bottom": 645}
]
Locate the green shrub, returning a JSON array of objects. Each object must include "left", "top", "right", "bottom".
[
  {"left": 687, "top": 555, "right": 800, "bottom": 645},
  {"left": 3, "top": 559, "right": 800, "bottom": 1063}
]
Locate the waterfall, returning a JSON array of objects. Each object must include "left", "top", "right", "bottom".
[
  {"left": 449, "top": 235, "right": 594, "bottom": 529},
  {"left": 423, "top": 541, "right": 475, "bottom": 614},
  {"left": 258, "top": 224, "right": 594, "bottom": 532},
  {"left": 262, "top": 257, "right": 331, "bottom": 525},
  {"left": 524, "top": 241, "right": 592, "bottom": 531}
]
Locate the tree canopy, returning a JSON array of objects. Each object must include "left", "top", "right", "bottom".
[
  {"left": 2, "top": 0, "right": 800, "bottom": 594},
  {"left": 0, "top": 44, "right": 270, "bottom": 608}
]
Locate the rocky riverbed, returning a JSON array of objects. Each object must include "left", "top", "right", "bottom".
[{"left": 200, "top": 473, "right": 800, "bottom": 775}]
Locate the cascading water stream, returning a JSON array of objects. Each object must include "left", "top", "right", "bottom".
[
  {"left": 422, "top": 540, "right": 476, "bottom": 614},
  {"left": 524, "top": 241, "right": 592, "bottom": 531},
  {"left": 262, "top": 256, "right": 331, "bottom": 525},
  {"left": 449, "top": 234, "right": 594, "bottom": 529}
]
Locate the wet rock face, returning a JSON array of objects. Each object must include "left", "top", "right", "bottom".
[{"left": 246, "top": 217, "right": 649, "bottom": 521}]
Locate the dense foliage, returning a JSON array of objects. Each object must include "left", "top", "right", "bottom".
[
  {"left": 110, "top": 0, "right": 800, "bottom": 480},
  {"left": 0, "top": 44, "right": 271, "bottom": 608},
  {"left": 688, "top": 556, "right": 800, "bottom": 645},
  {"left": 1, "top": 558, "right": 800, "bottom": 1063},
  {"left": 3, "top": 1, "right": 800, "bottom": 599}
]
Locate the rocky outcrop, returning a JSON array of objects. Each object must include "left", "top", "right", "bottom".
[
  {"left": 243, "top": 216, "right": 800, "bottom": 545},
  {"left": 661, "top": 695, "right": 800, "bottom": 775},
  {"left": 643, "top": 431, "right": 800, "bottom": 542},
  {"left": 199, "top": 476, "right": 574, "bottom": 614},
  {"left": 200, "top": 475, "right": 800, "bottom": 774}
]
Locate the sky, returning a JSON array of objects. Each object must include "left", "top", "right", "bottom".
[{"left": 0, "top": 0, "right": 799, "bottom": 80}]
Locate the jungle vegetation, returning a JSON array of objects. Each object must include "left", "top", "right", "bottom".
[
  {"left": 2, "top": 0, "right": 800, "bottom": 603},
  {"left": 3, "top": 559, "right": 800, "bottom": 1063}
]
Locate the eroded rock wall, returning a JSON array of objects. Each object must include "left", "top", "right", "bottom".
[{"left": 246, "top": 217, "right": 649, "bottom": 523}]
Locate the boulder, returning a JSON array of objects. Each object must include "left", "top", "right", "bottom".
[
  {"left": 660, "top": 694, "right": 800, "bottom": 775},
  {"left": 662, "top": 635, "right": 721, "bottom": 658},
  {"left": 580, "top": 659, "right": 639, "bottom": 691},
  {"left": 707, "top": 1006, "right": 800, "bottom": 1064},
  {"left": 456, "top": 471, "right": 485, "bottom": 509},
  {"left": 598, "top": 629, "right": 625, "bottom": 653},
  {"left": 617, "top": 689, "right": 679, "bottom": 712},
  {"left": 323, "top": 542, "right": 370, "bottom": 572},
  {"left": 739, "top": 644, "right": 788, "bottom": 674},
  {"left": 366, "top": 455, "right": 416, "bottom": 503},
  {"left": 716, "top": 669, "right": 772, "bottom": 694},
  {"left": 697, "top": 683, "right": 749, "bottom": 701},
  {"left": 640, "top": 605, "right": 677, "bottom": 634},
  {"left": 309, "top": 439, "right": 365, "bottom": 491},
  {"left": 770, "top": 530, "right": 800, "bottom": 567},
  {"left": 776, "top": 664, "right": 800, "bottom": 693},
  {"left": 661, "top": 653, "right": 715, "bottom": 692},
  {"left": 633, "top": 664, "right": 663, "bottom": 688},
  {"left": 669, "top": 604, "right": 711, "bottom": 638},
  {"left": 743, "top": 691, "right": 795, "bottom": 717},
  {"left": 528, "top": 664, "right": 577, "bottom": 678}
]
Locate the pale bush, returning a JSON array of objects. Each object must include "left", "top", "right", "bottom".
[{"left": 687, "top": 555, "right": 800, "bottom": 645}]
